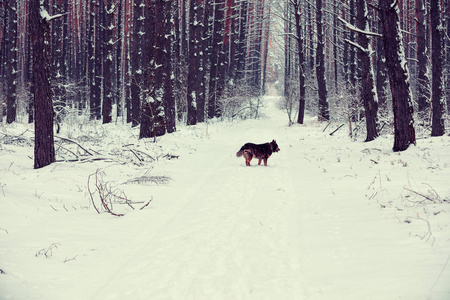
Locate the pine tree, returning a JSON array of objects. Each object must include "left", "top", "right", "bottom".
[
  {"left": 380, "top": 0, "right": 416, "bottom": 151},
  {"left": 416, "top": 0, "right": 430, "bottom": 119},
  {"left": 187, "top": 0, "right": 205, "bottom": 125},
  {"left": 30, "top": 0, "right": 55, "bottom": 169},
  {"left": 6, "top": 1, "right": 18, "bottom": 124},
  {"left": 316, "top": 0, "right": 329, "bottom": 121},
  {"left": 356, "top": 0, "right": 378, "bottom": 141},
  {"left": 430, "top": 0, "right": 445, "bottom": 136}
]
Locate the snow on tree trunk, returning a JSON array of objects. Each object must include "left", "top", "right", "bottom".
[
  {"left": 6, "top": 1, "right": 18, "bottom": 124},
  {"left": 380, "top": 0, "right": 416, "bottom": 152},
  {"left": 235, "top": 0, "right": 248, "bottom": 83},
  {"left": 292, "top": 0, "right": 306, "bottom": 124},
  {"left": 208, "top": 0, "right": 225, "bottom": 119},
  {"left": 187, "top": 0, "right": 205, "bottom": 125},
  {"left": 376, "top": 15, "right": 389, "bottom": 115},
  {"left": 316, "top": 0, "right": 329, "bottom": 121},
  {"left": 90, "top": 0, "right": 102, "bottom": 120},
  {"left": 130, "top": 0, "right": 144, "bottom": 127},
  {"left": 102, "top": 0, "right": 114, "bottom": 124},
  {"left": 430, "top": 0, "right": 446, "bottom": 137},
  {"left": 31, "top": 0, "right": 55, "bottom": 169},
  {"left": 416, "top": 0, "right": 430, "bottom": 119},
  {"left": 356, "top": 0, "right": 378, "bottom": 141},
  {"left": 164, "top": 0, "right": 176, "bottom": 134}
]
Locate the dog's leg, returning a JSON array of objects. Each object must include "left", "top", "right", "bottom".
[
  {"left": 258, "top": 159, "right": 262, "bottom": 165},
  {"left": 244, "top": 151, "right": 252, "bottom": 166},
  {"left": 263, "top": 158, "right": 268, "bottom": 166}
]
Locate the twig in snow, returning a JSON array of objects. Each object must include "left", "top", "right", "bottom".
[
  {"left": 329, "top": 124, "right": 345, "bottom": 136},
  {"left": 54, "top": 135, "right": 93, "bottom": 156},
  {"left": 36, "top": 243, "right": 61, "bottom": 258},
  {"left": 64, "top": 256, "right": 78, "bottom": 263},
  {"left": 404, "top": 188, "right": 438, "bottom": 203},
  {"left": 405, "top": 216, "right": 434, "bottom": 244},
  {"left": 140, "top": 197, "right": 153, "bottom": 210}
]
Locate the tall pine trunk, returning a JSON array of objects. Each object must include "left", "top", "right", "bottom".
[
  {"left": 102, "top": 1, "right": 114, "bottom": 124},
  {"left": 90, "top": 0, "right": 102, "bottom": 120},
  {"left": 130, "top": 0, "right": 144, "bottom": 127},
  {"left": 208, "top": 0, "right": 225, "bottom": 119},
  {"left": 316, "top": 0, "right": 329, "bottom": 121},
  {"left": 380, "top": 0, "right": 416, "bottom": 151},
  {"left": 430, "top": 0, "right": 446, "bottom": 136},
  {"left": 187, "top": 0, "right": 205, "bottom": 125},
  {"left": 30, "top": 0, "right": 55, "bottom": 169},
  {"left": 356, "top": 0, "right": 378, "bottom": 141},
  {"left": 292, "top": 0, "right": 306, "bottom": 124},
  {"left": 6, "top": 1, "right": 18, "bottom": 124},
  {"left": 416, "top": 0, "right": 430, "bottom": 119}
]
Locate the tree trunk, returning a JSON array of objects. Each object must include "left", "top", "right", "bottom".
[
  {"left": 376, "top": 13, "right": 389, "bottom": 115},
  {"left": 235, "top": 0, "right": 248, "bottom": 83},
  {"left": 316, "top": 0, "right": 329, "bottom": 121},
  {"left": 356, "top": 0, "right": 378, "bottom": 141},
  {"left": 416, "top": 0, "right": 430, "bottom": 119},
  {"left": 380, "top": 0, "right": 416, "bottom": 151},
  {"left": 130, "top": 0, "right": 144, "bottom": 127},
  {"left": 292, "top": 0, "right": 306, "bottom": 124},
  {"left": 164, "top": 0, "right": 176, "bottom": 134},
  {"left": 430, "top": 0, "right": 446, "bottom": 136},
  {"left": 90, "top": 0, "right": 102, "bottom": 120},
  {"left": 30, "top": 0, "right": 55, "bottom": 169},
  {"left": 139, "top": 1, "right": 157, "bottom": 139},
  {"left": 187, "top": 0, "right": 205, "bottom": 125},
  {"left": 102, "top": 1, "right": 113, "bottom": 124},
  {"left": 6, "top": 1, "right": 18, "bottom": 124},
  {"left": 208, "top": 0, "right": 225, "bottom": 119},
  {"left": 140, "top": 0, "right": 171, "bottom": 138}
]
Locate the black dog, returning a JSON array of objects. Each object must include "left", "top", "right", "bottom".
[{"left": 236, "top": 140, "right": 280, "bottom": 166}]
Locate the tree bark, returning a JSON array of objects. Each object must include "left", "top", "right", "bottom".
[
  {"left": 316, "top": 0, "right": 329, "bottom": 121},
  {"left": 30, "top": 0, "right": 55, "bottom": 169},
  {"left": 187, "top": 0, "right": 205, "bottom": 125},
  {"left": 356, "top": 0, "right": 378, "bottom": 141},
  {"left": 208, "top": 0, "right": 225, "bottom": 119},
  {"left": 416, "top": 0, "right": 430, "bottom": 119},
  {"left": 90, "top": 0, "right": 102, "bottom": 120},
  {"left": 102, "top": 0, "right": 114, "bottom": 124},
  {"left": 6, "top": 1, "right": 18, "bottom": 124},
  {"left": 430, "top": 0, "right": 446, "bottom": 136},
  {"left": 292, "top": 0, "right": 306, "bottom": 124},
  {"left": 380, "top": 0, "right": 416, "bottom": 151}
]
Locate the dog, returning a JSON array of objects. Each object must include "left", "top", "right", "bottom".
[{"left": 236, "top": 140, "right": 280, "bottom": 166}]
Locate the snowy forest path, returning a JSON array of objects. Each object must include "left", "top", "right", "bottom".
[
  {"left": 87, "top": 95, "right": 449, "bottom": 300},
  {"left": 90, "top": 96, "right": 314, "bottom": 299}
]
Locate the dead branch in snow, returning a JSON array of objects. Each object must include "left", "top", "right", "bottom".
[
  {"left": 87, "top": 169, "right": 154, "bottom": 216},
  {"left": 329, "top": 124, "right": 345, "bottom": 136},
  {"left": 35, "top": 243, "right": 61, "bottom": 258},
  {"left": 88, "top": 169, "right": 124, "bottom": 217},
  {"left": 54, "top": 135, "right": 93, "bottom": 156}
]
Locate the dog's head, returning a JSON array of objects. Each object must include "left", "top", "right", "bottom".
[{"left": 271, "top": 140, "right": 280, "bottom": 153}]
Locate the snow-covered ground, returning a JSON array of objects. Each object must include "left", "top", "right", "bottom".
[{"left": 1, "top": 96, "right": 449, "bottom": 300}]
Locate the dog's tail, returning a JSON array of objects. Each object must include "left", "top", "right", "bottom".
[{"left": 236, "top": 150, "right": 244, "bottom": 157}]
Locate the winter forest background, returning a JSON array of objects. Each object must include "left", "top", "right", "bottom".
[
  {"left": 0, "top": 0, "right": 449, "bottom": 167},
  {"left": 1, "top": 1, "right": 450, "bottom": 298}
]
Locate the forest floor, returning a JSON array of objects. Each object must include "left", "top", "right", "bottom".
[{"left": 1, "top": 95, "right": 450, "bottom": 300}]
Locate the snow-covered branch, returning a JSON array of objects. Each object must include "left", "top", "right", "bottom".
[{"left": 338, "top": 16, "right": 382, "bottom": 38}]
